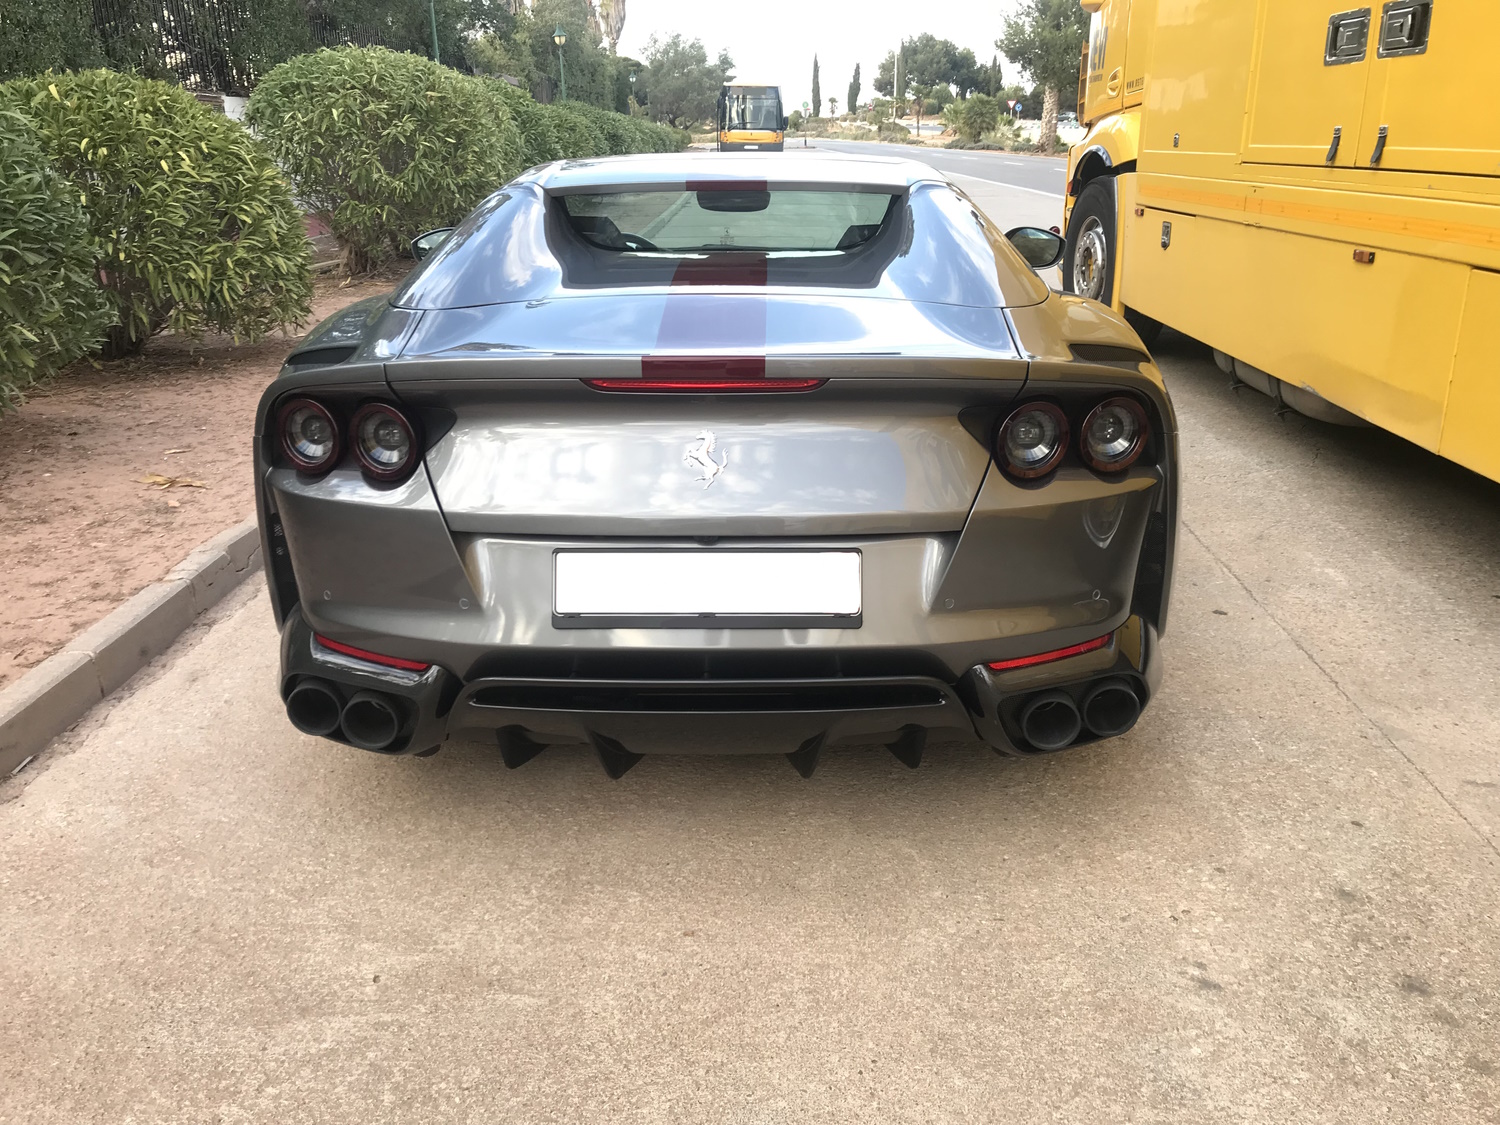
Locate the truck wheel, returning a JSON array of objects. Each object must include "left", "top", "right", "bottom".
[
  {"left": 1064, "top": 179, "right": 1164, "bottom": 346},
  {"left": 1064, "top": 181, "right": 1117, "bottom": 303}
]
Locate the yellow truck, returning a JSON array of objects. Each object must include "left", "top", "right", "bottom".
[{"left": 1063, "top": 0, "right": 1500, "bottom": 482}]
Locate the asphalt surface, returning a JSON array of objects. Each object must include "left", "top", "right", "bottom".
[
  {"left": 3, "top": 159, "right": 1499, "bottom": 1123},
  {"left": 811, "top": 137, "right": 1070, "bottom": 197}
]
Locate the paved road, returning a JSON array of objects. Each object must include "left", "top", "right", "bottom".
[
  {"left": 811, "top": 137, "right": 1070, "bottom": 197},
  {"left": 4, "top": 178, "right": 1500, "bottom": 1120}
]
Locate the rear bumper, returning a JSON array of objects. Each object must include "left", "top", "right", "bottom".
[
  {"left": 719, "top": 141, "right": 784, "bottom": 152},
  {"left": 277, "top": 607, "right": 1162, "bottom": 761}
]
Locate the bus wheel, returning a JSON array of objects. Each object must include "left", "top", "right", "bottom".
[{"left": 1065, "top": 179, "right": 1163, "bottom": 346}]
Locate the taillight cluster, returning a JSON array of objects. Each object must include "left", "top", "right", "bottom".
[
  {"left": 275, "top": 397, "right": 419, "bottom": 482},
  {"left": 995, "top": 397, "right": 1150, "bottom": 481}
]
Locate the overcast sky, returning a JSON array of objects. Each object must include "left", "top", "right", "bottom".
[{"left": 615, "top": 0, "right": 1030, "bottom": 114}]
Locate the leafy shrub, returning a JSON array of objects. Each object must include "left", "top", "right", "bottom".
[
  {"left": 0, "top": 108, "right": 111, "bottom": 408},
  {"left": 877, "top": 121, "right": 914, "bottom": 143},
  {"left": 248, "top": 46, "right": 526, "bottom": 272},
  {"left": 581, "top": 105, "right": 635, "bottom": 155},
  {"left": 953, "top": 94, "right": 1001, "bottom": 142},
  {"left": 544, "top": 101, "right": 607, "bottom": 158},
  {"left": 1, "top": 70, "right": 312, "bottom": 359},
  {"left": 485, "top": 78, "right": 560, "bottom": 169}
]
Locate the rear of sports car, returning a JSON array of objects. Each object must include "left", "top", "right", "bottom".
[{"left": 255, "top": 155, "right": 1177, "bottom": 775}]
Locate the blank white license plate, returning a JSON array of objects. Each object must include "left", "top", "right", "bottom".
[{"left": 554, "top": 550, "right": 861, "bottom": 617}]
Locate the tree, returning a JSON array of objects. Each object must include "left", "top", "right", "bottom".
[
  {"left": 952, "top": 47, "right": 982, "bottom": 99},
  {"left": 847, "top": 63, "right": 860, "bottom": 114},
  {"left": 828, "top": 96, "right": 838, "bottom": 116},
  {"left": 811, "top": 54, "right": 820, "bottom": 117},
  {"left": 598, "top": 0, "right": 626, "bottom": 55},
  {"left": 985, "top": 54, "right": 1004, "bottom": 96},
  {"left": 998, "top": 0, "right": 1089, "bottom": 151},
  {"left": 641, "top": 33, "right": 732, "bottom": 127}
]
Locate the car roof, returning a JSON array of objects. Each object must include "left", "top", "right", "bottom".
[{"left": 527, "top": 151, "right": 947, "bottom": 194}]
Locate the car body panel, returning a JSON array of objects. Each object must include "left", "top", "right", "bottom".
[{"left": 256, "top": 153, "right": 1178, "bottom": 763}]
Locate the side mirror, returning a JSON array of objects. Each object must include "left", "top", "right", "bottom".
[
  {"left": 411, "top": 227, "right": 454, "bottom": 261},
  {"left": 781, "top": 115, "right": 790, "bottom": 131},
  {"left": 1005, "top": 225, "right": 1066, "bottom": 270}
]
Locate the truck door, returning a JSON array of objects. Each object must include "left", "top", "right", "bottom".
[
  {"left": 1082, "top": 0, "right": 1132, "bottom": 122},
  {"left": 1356, "top": 0, "right": 1500, "bottom": 176},
  {"left": 1244, "top": 0, "right": 1374, "bottom": 167}
]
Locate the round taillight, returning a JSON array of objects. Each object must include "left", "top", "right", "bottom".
[
  {"left": 351, "top": 403, "right": 417, "bottom": 482},
  {"left": 997, "top": 401, "right": 1069, "bottom": 480},
  {"left": 1080, "top": 397, "right": 1149, "bottom": 473},
  {"left": 277, "top": 397, "right": 340, "bottom": 474}
]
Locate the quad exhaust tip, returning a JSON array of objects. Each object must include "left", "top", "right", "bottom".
[
  {"left": 1018, "top": 690, "right": 1083, "bottom": 752},
  {"left": 1081, "top": 678, "right": 1142, "bottom": 739},
  {"left": 285, "top": 678, "right": 343, "bottom": 738},
  {"left": 340, "top": 691, "right": 403, "bottom": 753}
]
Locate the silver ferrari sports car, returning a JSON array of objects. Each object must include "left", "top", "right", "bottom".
[{"left": 256, "top": 153, "right": 1178, "bottom": 776}]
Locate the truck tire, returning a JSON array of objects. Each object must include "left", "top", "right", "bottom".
[{"left": 1064, "top": 179, "right": 1163, "bottom": 346}]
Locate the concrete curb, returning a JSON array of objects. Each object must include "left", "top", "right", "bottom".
[{"left": 1, "top": 516, "right": 263, "bottom": 778}]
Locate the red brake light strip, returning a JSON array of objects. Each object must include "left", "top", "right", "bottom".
[
  {"left": 987, "top": 633, "right": 1111, "bottom": 672},
  {"left": 585, "top": 377, "right": 824, "bottom": 392},
  {"left": 315, "top": 634, "right": 431, "bottom": 672}
]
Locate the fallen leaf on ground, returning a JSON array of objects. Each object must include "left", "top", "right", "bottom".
[
  {"left": 163, "top": 448, "right": 189, "bottom": 454},
  {"left": 138, "top": 473, "right": 207, "bottom": 489},
  {"left": 166, "top": 498, "right": 181, "bottom": 509}
]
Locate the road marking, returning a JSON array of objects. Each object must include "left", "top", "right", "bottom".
[{"left": 946, "top": 170, "right": 1063, "bottom": 200}]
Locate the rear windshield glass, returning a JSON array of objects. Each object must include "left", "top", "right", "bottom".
[{"left": 562, "top": 189, "right": 899, "bottom": 254}]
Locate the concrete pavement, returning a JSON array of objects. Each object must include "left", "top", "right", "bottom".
[
  {"left": 3, "top": 338, "right": 1499, "bottom": 1121},
  {"left": 3, "top": 153, "right": 1499, "bottom": 1121}
]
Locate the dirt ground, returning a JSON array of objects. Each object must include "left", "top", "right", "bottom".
[{"left": 0, "top": 271, "right": 401, "bottom": 690}]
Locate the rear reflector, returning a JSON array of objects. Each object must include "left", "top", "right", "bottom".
[
  {"left": 585, "top": 377, "right": 824, "bottom": 392},
  {"left": 987, "top": 633, "right": 1111, "bottom": 672},
  {"left": 314, "top": 634, "right": 431, "bottom": 672}
]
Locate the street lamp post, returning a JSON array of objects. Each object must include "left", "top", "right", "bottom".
[{"left": 553, "top": 25, "right": 568, "bottom": 102}]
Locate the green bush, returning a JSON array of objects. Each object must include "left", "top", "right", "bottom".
[
  {"left": 248, "top": 46, "right": 526, "bottom": 272},
  {"left": 578, "top": 104, "right": 634, "bottom": 155},
  {"left": 486, "top": 78, "right": 561, "bottom": 169},
  {"left": 0, "top": 108, "right": 111, "bottom": 409},
  {"left": 1, "top": 70, "right": 312, "bottom": 359},
  {"left": 544, "top": 101, "right": 607, "bottom": 158},
  {"left": 952, "top": 94, "right": 1001, "bottom": 143}
]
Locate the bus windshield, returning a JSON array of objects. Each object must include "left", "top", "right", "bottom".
[{"left": 723, "top": 86, "right": 782, "bottom": 131}]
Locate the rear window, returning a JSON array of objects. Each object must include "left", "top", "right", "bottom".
[{"left": 562, "top": 189, "right": 899, "bottom": 254}]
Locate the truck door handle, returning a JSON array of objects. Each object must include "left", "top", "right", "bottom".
[
  {"left": 1369, "top": 124, "right": 1389, "bottom": 165},
  {"left": 1326, "top": 126, "right": 1343, "bottom": 164},
  {"left": 1325, "top": 8, "right": 1371, "bottom": 64},
  {"left": 1377, "top": 0, "right": 1433, "bottom": 56}
]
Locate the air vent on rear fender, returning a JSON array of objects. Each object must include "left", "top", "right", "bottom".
[
  {"left": 1069, "top": 343, "right": 1150, "bottom": 367},
  {"left": 284, "top": 345, "right": 358, "bottom": 370}
]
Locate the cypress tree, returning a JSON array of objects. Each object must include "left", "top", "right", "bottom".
[
  {"left": 811, "top": 54, "right": 820, "bottom": 117},
  {"left": 847, "top": 62, "right": 860, "bottom": 113}
]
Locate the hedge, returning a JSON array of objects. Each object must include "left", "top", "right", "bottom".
[
  {"left": 1, "top": 70, "right": 312, "bottom": 359},
  {"left": 249, "top": 47, "right": 529, "bottom": 272},
  {"left": 0, "top": 108, "right": 111, "bottom": 408},
  {"left": 486, "top": 78, "right": 561, "bottom": 170}
]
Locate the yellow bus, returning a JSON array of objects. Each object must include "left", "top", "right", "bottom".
[
  {"left": 1063, "top": 0, "right": 1500, "bottom": 483},
  {"left": 717, "top": 83, "right": 787, "bottom": 151}
]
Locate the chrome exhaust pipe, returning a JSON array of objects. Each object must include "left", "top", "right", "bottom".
[
  {"left": 1018, "top": 690, "right": 1082, "bottom": 752},
  {"left": 285, "top": 678, "right": 343, "bottom": 737},
  {"left": 340, "top": 691, "right": 403, "bottom": 752},
  {"left": 1081, "top": 678, "right": 1142, "bottom": 739}
]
